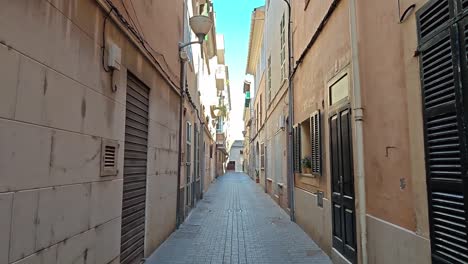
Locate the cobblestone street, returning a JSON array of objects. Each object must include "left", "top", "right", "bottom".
[{"left": 146, "top": 173, "right": 331, "bottom": 264}]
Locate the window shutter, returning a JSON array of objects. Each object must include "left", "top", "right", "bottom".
[
  {"left": 310, "top": 111, "right": 322, "bottom": 175},
  {"left": 263, "top": 143, "right": 265, "bottom": 168},
  {"left": 293, "top": 126, "right": 301, "bottom": 172},
  {"left": 417, "top": 1, "right": 468, "bottom": 262}
]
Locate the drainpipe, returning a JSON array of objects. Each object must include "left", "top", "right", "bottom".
[
  {"left": 176, "top": 0, "right": 188, "bottom": 229},
  {"left": 176, "top": 60, "right": 186, "bottom": 229},
  {"left": 349, "top": 0, "right": 367, "bottom": 263},
  {"left": 282, "top": 0, "right": 295, "bottom": 222}
]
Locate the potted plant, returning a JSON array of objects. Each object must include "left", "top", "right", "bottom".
[
  {"left": 302, "top": 156, "right": 312, "bottom": 174},
  {"left": 255, "top": 169, "right": 260, "bottom": 183}
]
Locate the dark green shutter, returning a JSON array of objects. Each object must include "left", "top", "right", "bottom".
[
  {"left": 294, "top": 126, "right": 301, "bottom": 172},
  {"left": 417, "top": 1, "right": 468, "bottom": 262},
  {"left": 311, "top": 111, "right": 322, "bottom": 175}
]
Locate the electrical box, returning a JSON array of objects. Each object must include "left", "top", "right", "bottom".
[
  {"left": 278, "top": 115, "right": 285, "bottom": 130},
  {"left": 107, "top": 42, "right": 121, "bottom": 71}
]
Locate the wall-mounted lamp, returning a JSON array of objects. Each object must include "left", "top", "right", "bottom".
[{"left": 179, "top": 15, "right": 213, "bottom": 50}]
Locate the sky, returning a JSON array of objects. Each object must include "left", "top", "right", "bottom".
[{"left": 213, "top": 0, "right": 265, "bottom": 141}]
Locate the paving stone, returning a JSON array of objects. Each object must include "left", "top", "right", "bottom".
[{"left": 146, "top": 172, "right": 332, "bottom": 264}]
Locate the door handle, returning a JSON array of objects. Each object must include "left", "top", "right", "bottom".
[{"left": 338, "top": 176, "right": 343, "bottom": 185}]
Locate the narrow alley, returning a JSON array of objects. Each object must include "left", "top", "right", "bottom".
[
  {"left": 2, "top": 0, "right": 468, "bottom": 263},
  {"left": 147, "top": 173, "right": 331, "bottom": 264}
]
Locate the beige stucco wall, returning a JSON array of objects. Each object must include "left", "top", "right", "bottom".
[
  {"left": 0, "top": 0, "right": 182, "bottom": 262},
  {"left": 290, "top": 1, "right": 351, "bottom": 259},
  {"left": 252, "top": 68, "right": 266, "bottom": 187},
  {"left": 264, "top": 87, "right": 289, "bottom": 209},
  {"left": 292, "top": 0, "right": 350, "bottom": 198},
  {"left": 264, "top": 0, "right": 288, "bottom": 104},
  {"left": 356, "top": 0, "right": 430, "bottom": 236},
  {"left": 291, "top": 0, "right": 431, "bottom": 262}
]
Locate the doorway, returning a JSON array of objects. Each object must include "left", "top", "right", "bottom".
[{"left": 330, "top": 104, "right": 357, "bottom": 263}]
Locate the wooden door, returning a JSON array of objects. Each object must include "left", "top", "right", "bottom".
[{"left": 330, "top": 105, "right": 357, "bottom": 263}]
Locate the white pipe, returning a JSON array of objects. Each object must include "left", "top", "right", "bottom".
[{"left": 349, "top": 0, "right": 368, "bottom": 263}]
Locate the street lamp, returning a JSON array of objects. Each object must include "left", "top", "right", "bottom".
[
  {"left": 176, "top": 15, "right": 213, "bottom": 229},
  {"left": 179, "top": 15, "right": 213, "bottom": 50}
]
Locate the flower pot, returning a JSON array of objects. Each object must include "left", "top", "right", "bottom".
[{"left": 303, "top": 167, "right": 312, "bottom": 174}]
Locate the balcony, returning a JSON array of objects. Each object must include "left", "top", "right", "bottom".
[
  {"left": 216, "top": 132, "right": 226, "bottom": 149},
  {"left": 244, "top": 91, "right": 251, "bottom": 107},
  {"left": 243, "top": 81, "right": 251, "bottom": 93},
  {"left": 217, "top": 35, "right": 225, "bottom": 64},
  {"left": 216, "top": 65, "right": 226, "bottom": 91}
]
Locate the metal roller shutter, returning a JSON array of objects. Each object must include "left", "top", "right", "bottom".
[{"left": 121, "top": 73, "right": 150, "bottom": 264}]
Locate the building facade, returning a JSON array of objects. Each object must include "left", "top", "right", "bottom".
[
  {"left": 242, "top": 0, "right": 468, "bottom": 263},
  {"left": 214, "top": 34, "right": 231, "bottom": 178},
  {"left": 0, "top": 0, "right": 222, "bottom": 263},
  {"left": 244, "top": 2, "right": 290, "bottom": 212},
  {"left": 289, "top": 0, "right": 468, "bottom": 263},
  {"left": 228, "top": 140, "right": 244, "bottom": 172}
]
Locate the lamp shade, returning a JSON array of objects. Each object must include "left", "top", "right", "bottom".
[{"left": 189, "top": 15, "right": 213, "bottom": 38}]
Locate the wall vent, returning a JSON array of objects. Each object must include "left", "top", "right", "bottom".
[{"left": 100, "top": 139, "right": 119, "bottom": 176}]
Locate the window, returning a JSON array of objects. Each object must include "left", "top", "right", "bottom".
[
  {"left": 216, "top": 116, "right": 223, "bottom": 132},
  {"left": 256, "top": 105, "right": 259, "bottom": 131},
  {"left": 329, "top": 73, "right": 349, "bottom": 105},
  {"left": 260, "top": 143, "right": 265, "bottom": 169},
  {"left": 268, "top": 56, "right": 272, "bottom": 103},
  {"left": 301, "top": 119, "right": 311, "bottom": 173},
  {"left": 186, "top": 122, "right": 192, "bottom": 205},
  {"left": 194, "top": 124, "right": 200, "bottom": 180},
  {"left": 294, "top": 111, "right": 322, "bottom": 175},
  {"left": 260, "top": 95, "right": 263, "bottom": 126},
  {"left": 280, "top": 14, "right": 286, "bottom": 82},
  {"left": 199, "top": 3, "right": 209, "bottom": 15}
]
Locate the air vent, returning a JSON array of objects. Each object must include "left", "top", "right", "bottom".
[{"left": 101, "top": 139, "right": 119, "bottom": 176}]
